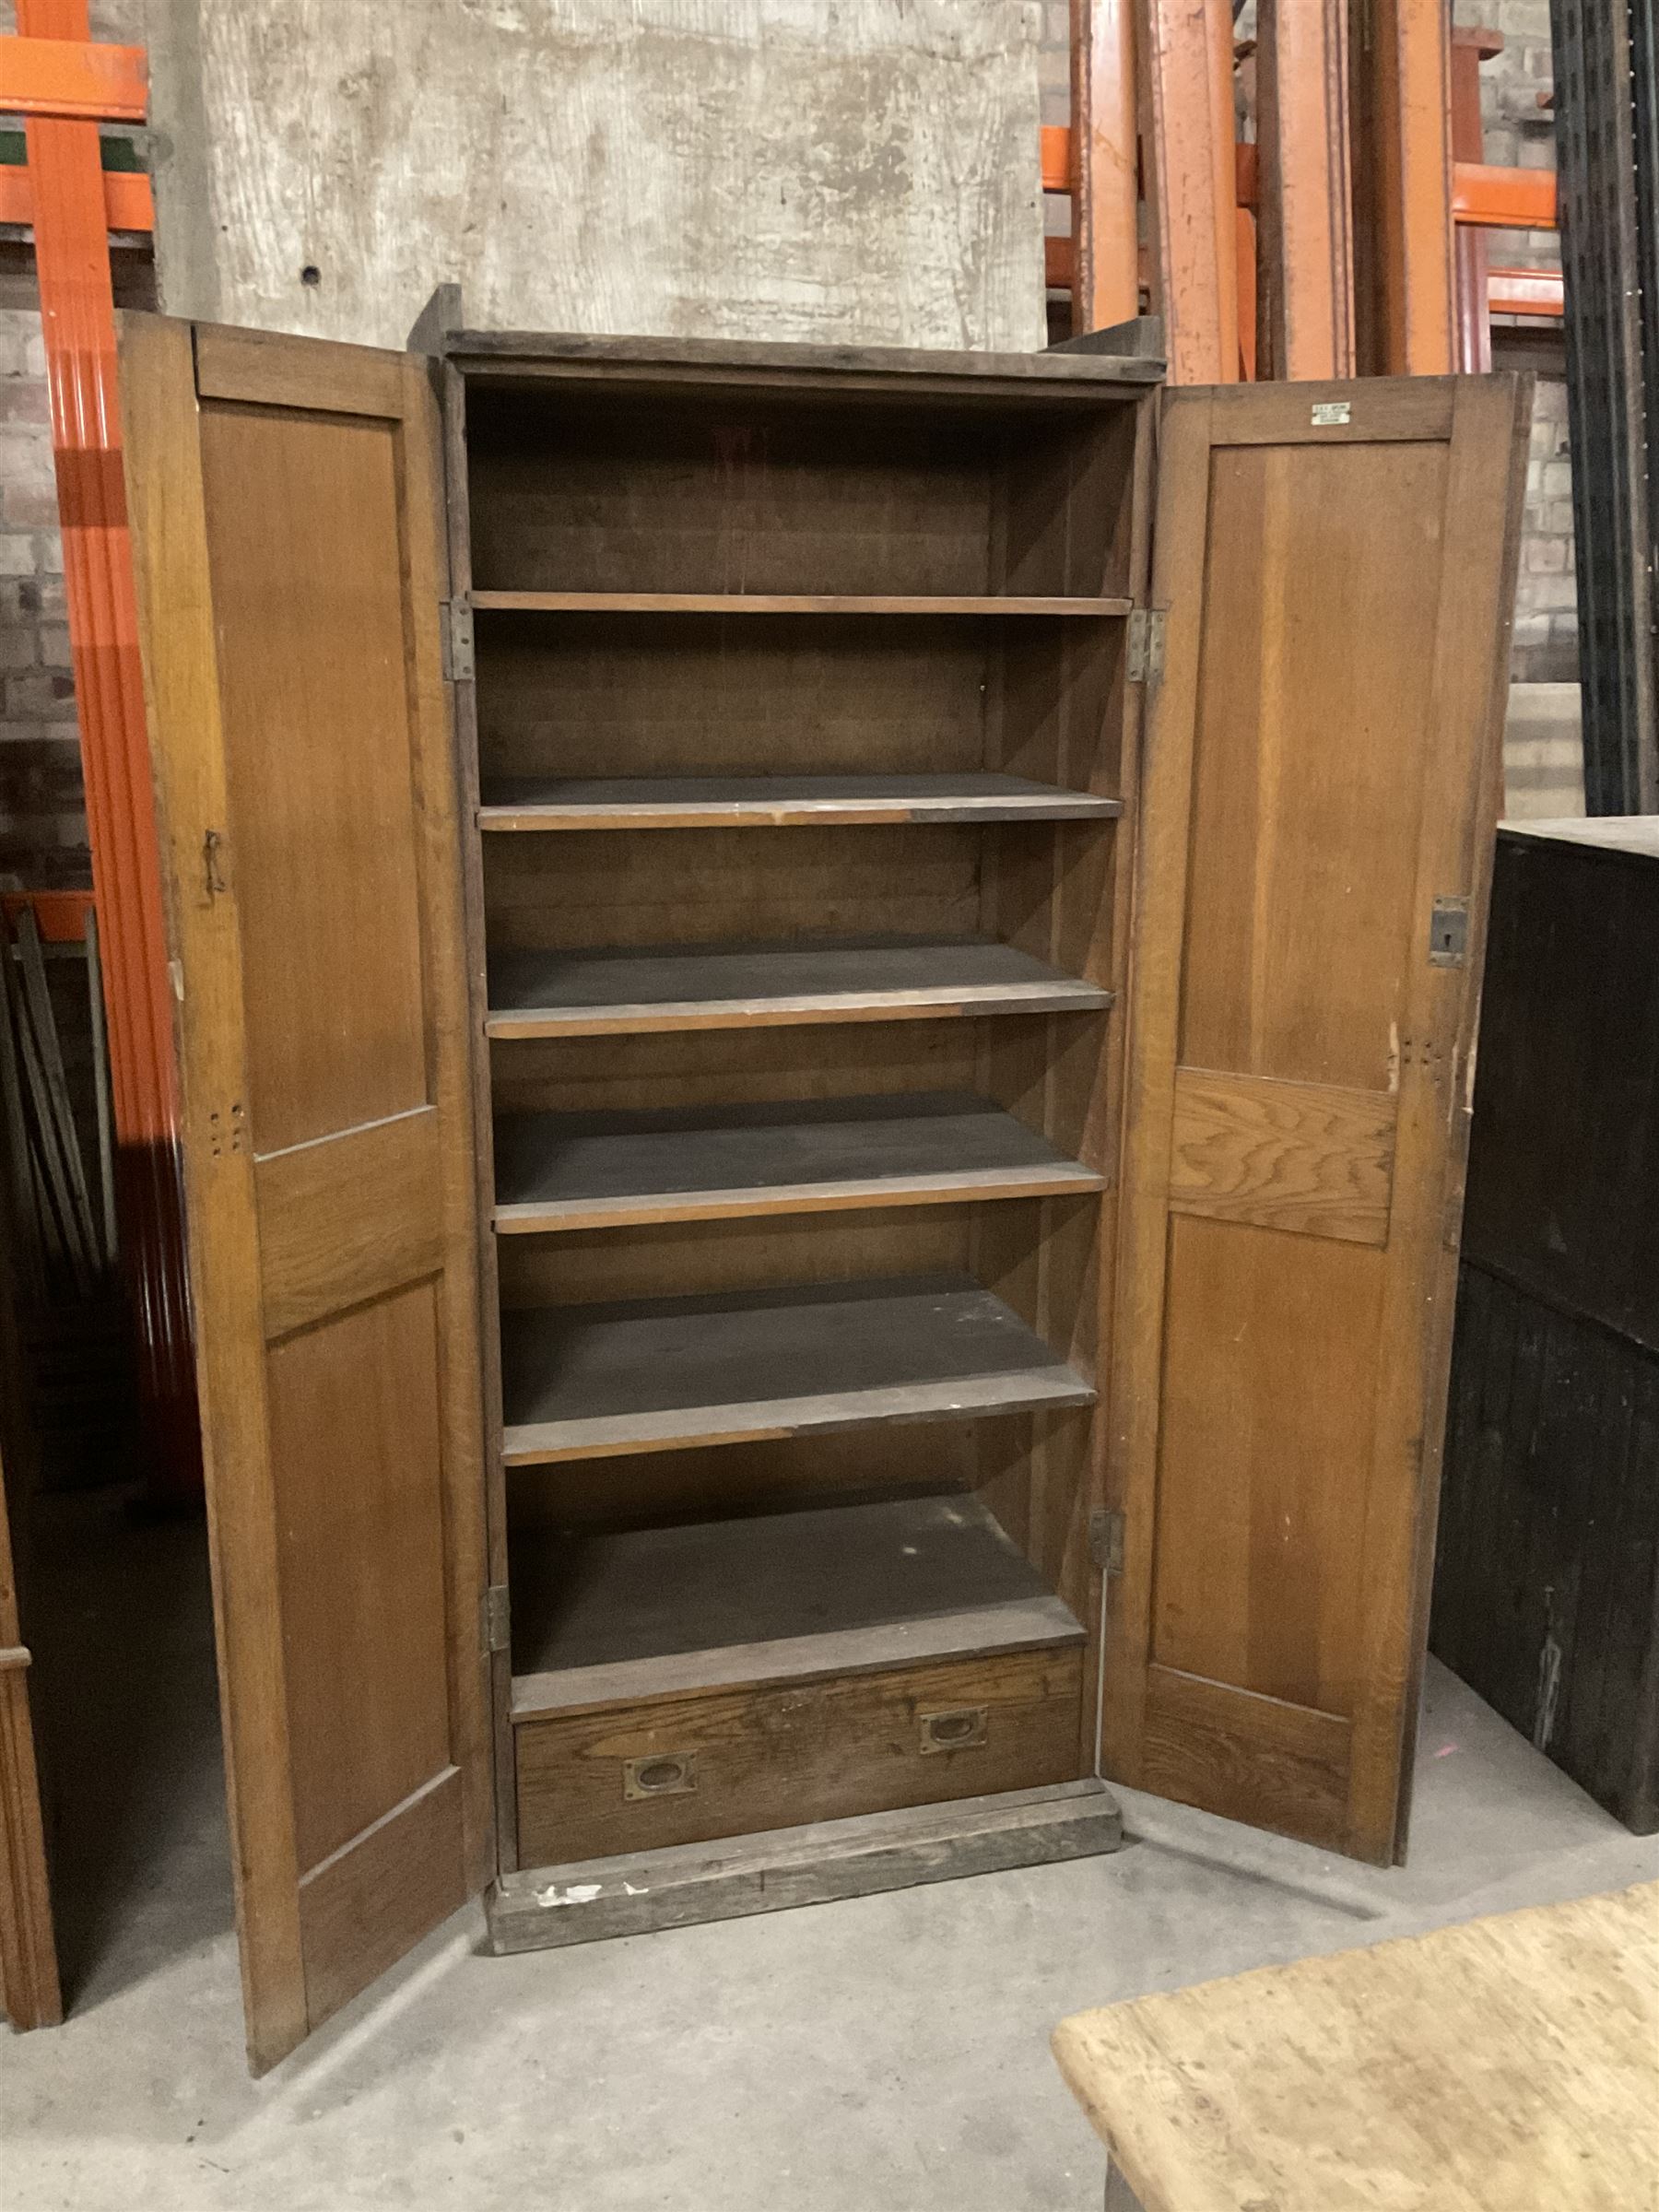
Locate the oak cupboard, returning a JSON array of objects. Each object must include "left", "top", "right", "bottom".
[{"left": 113, "top": 311, "right": 1528, "bottom": 2072}]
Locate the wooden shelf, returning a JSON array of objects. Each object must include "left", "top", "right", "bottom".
[
  {"left": 493, "top": 1092, "right": 1104, "bottom": 1233},
  {"left": 510, "top": 1491, "right": 1085, "bottom": 1717},
  {"left": 485, "top": 935, "right": 1114, "bottom": 1039},
  {"left": 478, "top": 772, "right": 1124, "bottom": 833},
  {"left": 499, "top": 1273, "right": 1095, "bottom": 1465},
  {"left": 471, "top": 591, "right": 1134, "bottom": 618}
]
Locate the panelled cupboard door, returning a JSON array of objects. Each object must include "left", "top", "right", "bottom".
[
  {"left": 1105, "top": 375, "right": 1530, "bottom": 1865},
  {"left": 119, "top": 316, "right": 490, "bottom": 2071},
  {"left": 0, "top": 1429, "right": 60, "bottom": 2032}
]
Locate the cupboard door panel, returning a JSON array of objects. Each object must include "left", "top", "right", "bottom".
[
  {"left": 120, "top": 316, "right": 488, "bottom": 2071},
  {"left": 1106, "top": 376, "right": 1529, "bottom": 1864}
]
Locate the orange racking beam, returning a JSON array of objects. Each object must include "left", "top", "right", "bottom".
[
  {"left": 10, "top": 0, "right": 201, "bottom": 1499},
  {"left": 1452, "top": 161, "right": 1558, "bottom": 229},
  {"left": 1, "top": 889, "right": 96, "bottom": 945},
  {"left": 1488, "top": 266, "right": 1563, "bottom": 315},
  {"left": 0, "top": 33, "right": 145, "bottom": 122},
  {"left": 0, "top": 165, "right": 154, "bottom": 229}
]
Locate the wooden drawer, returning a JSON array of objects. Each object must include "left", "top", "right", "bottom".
[{"left": 514, "top": 1646, "right": 1084, "bottom": 1865}]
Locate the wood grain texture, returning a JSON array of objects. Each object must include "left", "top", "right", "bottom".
[
  {"left": 121, "top": 315, "right": 488, "bottom": 2071},
  {"left": 451, "top": 331, "right": 1159, "bottom": 387},
  {"left": 490, "top": 1778, "right": 1124, "bottom": 1952},
  {"left": 255, "top": 1109, "right": 442, "bottom": 1336},
  {"left": 266, "top": 1284, "right": 452, "bottom": 1870},
  {"left": 1203, "top": 376, "right": 1455, "bottom": 444},
  {"left": 436, "top": 349, "right": 522, "bottom": 1879},
  {"left": 509, "top": 1492, "right": 1083, "bottom": 1714},
  {"left": 1138, "top": 1665, "right": 1351, "bottom": 1852},
  {"left": 491, "top": 1093, "right": 1102, "bottom": 1232},
  {"left": 515, "top": 1643, "right": 1083, "bottom": 1864},
  {"left": 122, "top": 311, "right": 307, "bottom": 2070},
  {"left": 297, "top": 1767, "right": 465, "bottom": 2027},
  {"left": 1168, "top": 1069, "right": 1395, "bottom": 1244},
  {"left": 464, "top": 386, "right": 1127, "bottom": 600},
  {"left": 469, "top": 593, "right": 1132, "bottom": 618},
  {"left": 499, "top": 1275, "right": 1093, "bottom": 1465},
  {"left": 194, "top": 323, "right": 406, "bottom": 417},
  {"left": 1150, "top": 1218, "right": 1382, "bottom": 1712},
  {"left": 1101, "top": 375, "right": 1529, "bottom": 1864},
  {"left": 486, "top": 937, "right": 1112, "bottom": 1039},
  {"left": 200, "top": 398, "right": 429, "bottom": 1157},
  {"left": 482, "top": 819, "right": 985, "bottom": 956},
  {"left": 1053, "top": 1883, "right": 1659, "bottom": 2211},
  {"left": 477, "top": 772, "right": 1124, "bottom": 832}
]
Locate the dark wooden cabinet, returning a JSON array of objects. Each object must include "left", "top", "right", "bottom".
[
  {"left": 1435, "top": 819, "right": 1659, "bottom": 1835},
  {"left": 115, "top": 317, "right": 1528, "bottom": 2071}
]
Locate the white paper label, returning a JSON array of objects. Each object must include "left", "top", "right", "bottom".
[{"left": 1311, "top": 400, "right": 1353, "bottom": 426}]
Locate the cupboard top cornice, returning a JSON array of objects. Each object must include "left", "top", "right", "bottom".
[{"left": 439, "top": 328, "right": 1165, "bottom": 402}]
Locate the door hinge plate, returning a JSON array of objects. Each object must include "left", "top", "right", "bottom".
[
  {"left": 482, "top": 1583, "right": 511, "bottom": 1654},
  {"left": 1127, "top": 608, "right": 1166, "bottom": 686},
  {"left": 1088, "top": 1507, "right": 1125, "bottom": 1575},
  {"left": 1429, "top": 895, "right": 1470, "bottom": 968},
  {"left": 441, "top": 598, "right": 475, "bottom": 683}
]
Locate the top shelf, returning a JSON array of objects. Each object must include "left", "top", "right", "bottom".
[{"left": 469, "top": 591, "right": 1134, "bottom": 618}]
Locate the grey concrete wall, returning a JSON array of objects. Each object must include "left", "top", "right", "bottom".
[{"left": 146, "top": 0, "right": 1048, "bottom": 353}]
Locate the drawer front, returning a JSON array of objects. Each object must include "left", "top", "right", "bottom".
[{"left": 514, "top": 1646, "right": 1084, "bottom": 1865}]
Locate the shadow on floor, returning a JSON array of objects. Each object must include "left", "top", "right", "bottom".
[{"left": 26, "top": 1488, "right": 232, "bottom": 2009}]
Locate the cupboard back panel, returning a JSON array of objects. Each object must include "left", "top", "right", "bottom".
[
  {"left": 481, "top": 823, "right": 984, "bottom": 952},
  {"left": 493, "top": 1203, "right": 982, "bottom": 1309},
  {"left": 504, "top": 1431, "right": 986, "bottom": 1534},
  {"left": 489, "top": 1023, "right": 983, "bottom": 1116},
  {"left": 488, "top": 1013, "right": 1110, "bottom": 1159},
  {"left": 465, "top": 388, "right": 1133, "bottom": 598},
  {"left": 475, "top": 614, "right": 1123, "bottom": 788}
]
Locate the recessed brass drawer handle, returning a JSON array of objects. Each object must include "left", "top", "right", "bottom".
[
  {"left": 624, "top": 1750, "right": 698, "bottom": 1800},
  {"left": 919, "top": 1705, "right": 987, "bottom": 1754}
]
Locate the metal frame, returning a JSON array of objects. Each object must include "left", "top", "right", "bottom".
[
  {"left": 0, "top": 3, "right": 199, "bottom": 1498},
  {"left": 1550, "top": 0, "right": 1659, "bottom": 813},
  {"left": 1052, "top": 6, "right": 1557, "bottom": 372}
]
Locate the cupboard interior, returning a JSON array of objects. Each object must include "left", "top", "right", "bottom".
[
  {"left": 460, "top": 368, "right": 1141, "bottom": 1868},
  {"left": 464, "top": 380, "right": 1140, "bottom": 600}
]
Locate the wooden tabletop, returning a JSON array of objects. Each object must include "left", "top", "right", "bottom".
[{"left": 1053, "top": 1883, "right": 1659, "bottom": 2212}]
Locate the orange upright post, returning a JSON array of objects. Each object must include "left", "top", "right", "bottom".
[
  {"left": 3, "top": 3, "right": 200, "bottom": 1498},
  {"left": 1141, "top": 0, "right": 1241, "bottom": 382},
  {"left": 1070, "top": 0, "right": 1141, "bottom": 334},
  {"left": 1254, "top": 0, "right": 1355, "bottom": 379},
  {"left": 1350, "top": 0, "right": 1456, "bottom": 374},
  {"left": 1450, "top": 27, "right": 1502, "bottom": 372}
]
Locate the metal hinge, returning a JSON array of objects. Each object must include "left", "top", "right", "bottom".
[
  {"left": 1088, "top": 1508, "right": 1126, "bottom": 1576},
  {"left": 482, "top": 1583, "right": 511, "bottom": 1654},
  {"left": 1429, "top": 895, "right": 1470, "bottom": 968},
  {"left": 1127, "top": 608, "right": 1166, "bottom": 686},
  {"left": 441, "top": 598, "right": 475, "bottom": 683}
]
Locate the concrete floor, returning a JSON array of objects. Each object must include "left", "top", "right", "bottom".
[{"left": 5, "top": 1501, "right": 1656, "bottom": 2212}]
